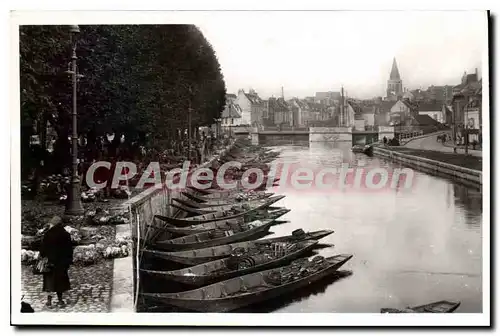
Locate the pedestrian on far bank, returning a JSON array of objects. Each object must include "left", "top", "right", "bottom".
[
  {"left": 383, "top": 136, "right": 387, "bottom": 146},
  {"left": 39, "top": 216, "right": 73, "bottom": 308}
]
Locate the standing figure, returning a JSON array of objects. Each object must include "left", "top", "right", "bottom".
[{"left": 39, "top": 216, "right": 73, "bottom": 308}]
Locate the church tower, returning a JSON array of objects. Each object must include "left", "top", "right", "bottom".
[{"left": 386, "top": 58, "right": 403, "bottom": 101}]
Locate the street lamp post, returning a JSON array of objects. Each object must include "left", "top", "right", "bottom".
[{"left": 65, "top": 25, "right": 84, "bottom": 215}]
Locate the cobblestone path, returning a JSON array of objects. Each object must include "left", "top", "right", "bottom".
[{"left": 21, "top": 260, "right": 114, "bottom": 313}]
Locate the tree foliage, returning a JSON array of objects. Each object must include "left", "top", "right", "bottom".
[{"left": 20, "top": 24, "right": 226, "bottom": 176}]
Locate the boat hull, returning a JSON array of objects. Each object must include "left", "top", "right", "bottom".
[
  {"left": 173, "top": 193, "right": 273, "bottom": 208},
  {"left": 141, "top": 240, "right": 319, "bottom": 286},
  {"left": 381, "top": 301, "right": 461, "bottom": 313},
  {"left": 171, "top": 195, "right": 283, "bottom": 215},
  {"left": 151, "top": 221, "right": 274, "bottom": 251},
  {"left": 162, "top": 210, "right": 290, "bottom": 237},
  {"left": 155, "top": 195, "right": 285, "bottom": 227},
  {"left": 142, "top": 229, "right": 334, "bottom": 265},
  {"left": 142, "top": 254, "right": 352, "bottom": 312}
]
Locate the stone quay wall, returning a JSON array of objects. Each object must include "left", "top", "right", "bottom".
[
  {"left": 111, "top": 139, "right": 238, "bottom": 312},
  {"left": 373, "top": 146, "right": 482, "bottom": 187}
]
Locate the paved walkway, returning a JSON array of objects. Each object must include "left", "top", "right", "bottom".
[
  {"left": 21, "top": 260, "right": 113, "bottom": 313},
  {"left": 403, "top": 132, "right": 482, "bottom": 158}
]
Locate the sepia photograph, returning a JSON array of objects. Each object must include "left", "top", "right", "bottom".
[{"left": 10, "top": 9, "right": 490, "bottom": 326}]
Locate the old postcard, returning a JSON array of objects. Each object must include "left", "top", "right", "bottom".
[{"left": 10, "top": 9, "right": 490, "bottom": 326}]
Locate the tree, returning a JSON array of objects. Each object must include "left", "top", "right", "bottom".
[{"left": 20, "top": 24, "right": 226, "bottom": 183}]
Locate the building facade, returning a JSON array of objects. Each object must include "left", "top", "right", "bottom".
[
  {"left": 221, "top": 97, "right": 243, "bottom": 128},
  {"left": 268, "top": 97, "right": 292, "bottom": 126},
  {"left": 235, "top": 89, "right": 267, "bottom": 126},
  {"left": 417, "top": 102, "right": 445, "bottom": 123},
  {"left": 451, "top": 70, "right": 482, "bottom": 143}
]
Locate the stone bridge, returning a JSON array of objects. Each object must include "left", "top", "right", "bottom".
[{"left": 247, "top": 126, "right": 396, "bottom": 145}]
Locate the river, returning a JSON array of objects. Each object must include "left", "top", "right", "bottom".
[{"left": 240, "top": 141, "right": 482, "bottom": 313}]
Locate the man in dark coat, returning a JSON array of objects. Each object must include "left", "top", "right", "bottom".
[{"left": 40, "top": 216, "right": 73, "bottom": 308}]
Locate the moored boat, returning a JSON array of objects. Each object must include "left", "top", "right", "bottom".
[
  {"left": 381, "top": 300, "right": 461, "bottom": 313},
  {"left": 141, "top": 240, "right": 319, "bottom": 286},
  {"left": 150, "top": 219, "right": 274, "bottom": 251},
  {"left": 177, "top": 192, "right": 274, "bottom": 208},
  {"left": 363, "top": 144, "right": 374, "bottom": 156},
  {"left": 142, "top": 228, "right": 334, "bottom": 265},
  {"left": 171, "top": 195, "right": 285, "bottom": 215},
  {"left": 141, "top": 254, "right": 353, "bottom": 312},
  {"left": 159, "top": 208, "right": 290, "bottom": 236},
  {"left": 153, "top": 207, "right": 289, "bottom": 230},
  {"left": 351, "top": 144, "right": 373, "bottom": 156},
  {"left": 155, "top": 195, "right": 285, "bottom": 227},
  {"left": 187, "top": 183, "right": 281, "bottom": 199},
  {"left": 187, "top": 177, "right": 280, "bottom": 197},
  {"left": 182, "top": 190, "right": 272, "bottom": 204}
]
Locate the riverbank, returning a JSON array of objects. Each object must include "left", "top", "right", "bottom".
[
  {"left": 112, "top": 137, "right": 239, "bottom": 312},
  {"left": 19, "top": 138, "right": 238, "bottom": 313},
  {"left": 256, "top": 144, "right": 482, "bottom": 313},
  {"left": 373, "top": 146, "right": 482, "bottom": 187}
]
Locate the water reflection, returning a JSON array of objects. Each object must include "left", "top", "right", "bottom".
[
  {"left": 234, "top": 270, "right": 353, "bottom": 313},
  {"left": 263, "top": 141, "right": 482, "bottom": 313}
]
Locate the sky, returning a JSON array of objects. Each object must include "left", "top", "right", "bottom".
[{"left": 197, "top": 11, "right": 487, "bottom": 99}]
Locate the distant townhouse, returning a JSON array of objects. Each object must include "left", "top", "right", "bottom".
[
  {"left": 221, "top": 96, "right": 243, "bottom": 128},
  {"left": 427, "top": 85, "right": 454, "bottom": 103},
  {"left": 451, "top": 70, "right": 482, "bottom": 142},
  {"left": 236, "top": 89, "right": 267, "bottom": 126},
  {"left": 314, "top": 91, "right": 341, "bottom": 106},
  {"left": 268, "top": 97, "right": 292, "bottom": 126},
  {"left": 389, "top": 99, "right": 418, "bottom": 125},
  {"left": 361, "top": 105, "right": 376, "bottom": 128},
  {"left": 288, "top": 98, "right": 314, "bottom": 127},
  {"left": 417, "top": 102, "right": 445, "bottom": 123},
  {"left": 373, "top": 101, "right": 395, "bottom": 126},
  {"left": 337, "top": 99, "right": 356, "bottom": 127}
]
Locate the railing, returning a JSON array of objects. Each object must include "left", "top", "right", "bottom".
[
  {"left": 397, "top": 131, "right": 424, "bottom": 141},
  {"left": 260, "top": 125, "right": 310, "bottom": 132}
]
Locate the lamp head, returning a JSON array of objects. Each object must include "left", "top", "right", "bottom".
[{"left": 69, "top": 25, "right": 80, "bottom": 34}]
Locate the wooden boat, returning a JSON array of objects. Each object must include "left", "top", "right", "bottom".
[
  {"left": 153, "top": 207, "right": 288, "bottom": 229},
  {"left": 351, "top": 144, "right": 373, "bottom": 156},
  {"left": 182, "top": 190, "right": 272, "bottom": 204},
  {"left": 187, "top": 180, "right": 281, "bottom": 199},
  {"left": 172, "top": 192, "right": 274, "bottom": 208},
  {"left": 381, "top": 300, "right": 461, "bottom": 313},
  {"left": 171, "top": 195, "right": 285, "bottom": 215},
  {"left": 159, "top": 208, "right": 290, "bottom": 236},
  {"left": 186, "top": 186, "right": 279, "bottom": 200},
  {"left": 150, "top": 219, "right": 274, "bottom": 251},
  {"left": 141, "top": 240, "right": 319, "bottom": 286},
  {"left": 141, "top": 254, "right": 353, "bottom": 312},
  {"left": 156, "top": 195, "right": 285, "bottom": 227},
  {"left": 363, "top": 145, "right": 374, "bottom": 156},
  {"left": 187, "top": 177, "right": 280, "bottom": 196},
  {"left": 143, "top": 229, "right": 334, "bottom": 265}
]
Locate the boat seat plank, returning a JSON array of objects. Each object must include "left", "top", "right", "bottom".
[{"left": 224, "top": 278, "right": 242, "bottom": 295}]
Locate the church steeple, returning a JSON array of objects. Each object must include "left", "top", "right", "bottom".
[
  {"left": 390, "top": 57, "right": 401, "bottom": 80},
  {"left": 386, "top": 57, "right": 403, "bottom": 101}
]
